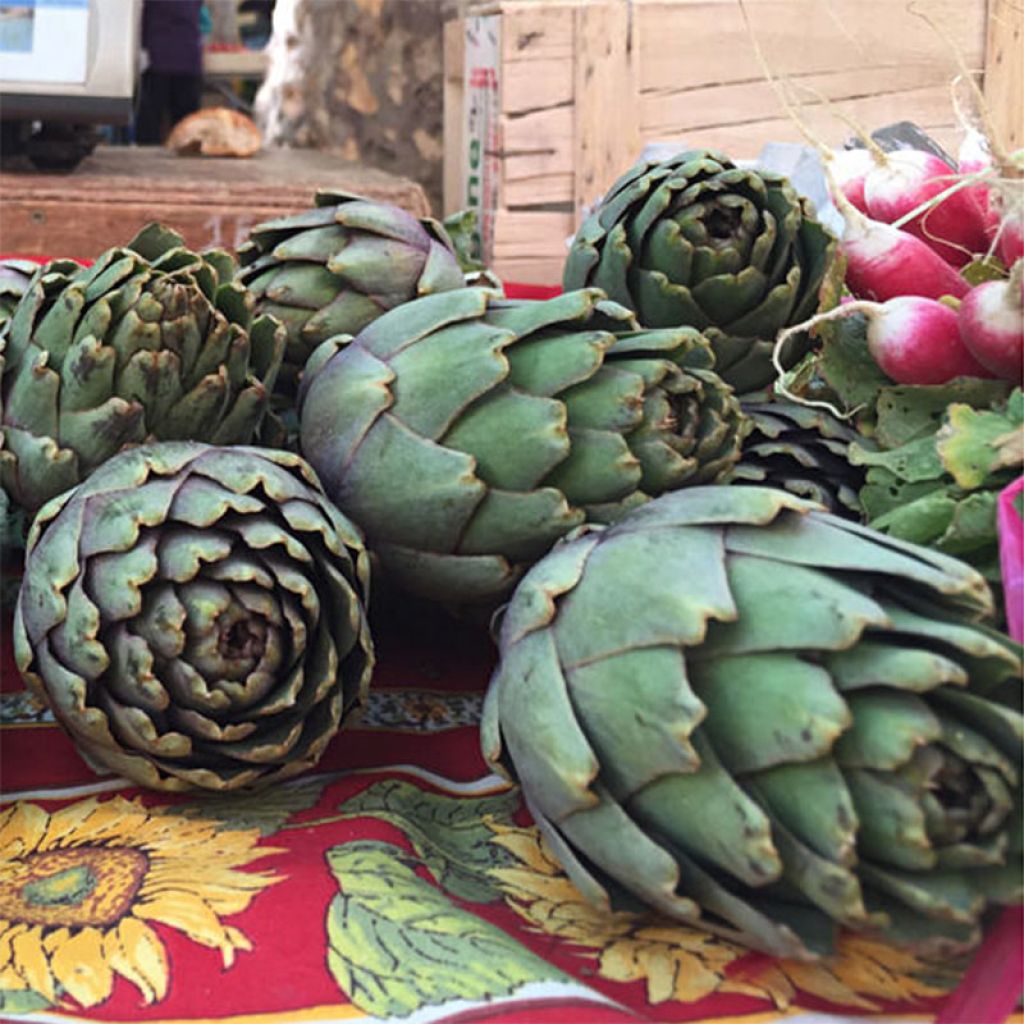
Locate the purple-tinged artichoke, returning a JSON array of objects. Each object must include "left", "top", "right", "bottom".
[
  {"left": 14, "top": 442, "right": 374, "bottom": 792},
  {"left": 237, "top": 191, "right": 466, "bottom": 398},
  {"left": 0, "top": 225, "right": 285, "bottom": 519}
]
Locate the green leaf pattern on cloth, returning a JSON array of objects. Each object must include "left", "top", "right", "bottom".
[
  {"left": 325, "top": 839, "right": 571, "bottom": 1018},
  {"left": 336, "top": 779, "right": 522, "bottom": 902},
  {"left": 0, "top": 985, "right": 55, "bottom": 1015},
  {"left": 168, "top": 778, "right": 329, "bottom": 836}
]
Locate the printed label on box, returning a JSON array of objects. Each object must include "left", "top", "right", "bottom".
[{"left": 462, "top": 14, "right": 501, "bottom": 265}]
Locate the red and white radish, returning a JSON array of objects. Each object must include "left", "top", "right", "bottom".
[
  {"left": 991, "top": 194, "right": 1024, "bottom": 268},
  {"left": 828, "top": 182, "right": 970, "bottom": 302},
  {"left": 773, "top": 295, "right": 994, "bottom": 388},
  {"left": 958, "top": 128, "right": 993, "bottom": 179},
  {"left": 957, "top": 128, "right": 997, "bottom": 232},
  {"left": 858, "top": 296, "right": 994, "bottom": 384},
  {"left": 957, "top": 260, "right": 1024, "bottom": 382},
  {"left": 828, "top": 148, "right": 875, "bottom": 214},
  {"left": 997, "top": 215, "right": 1024, "bottom": 268},
  {"left": 864, "top": 149, "right": 990, "bottom": 267}
]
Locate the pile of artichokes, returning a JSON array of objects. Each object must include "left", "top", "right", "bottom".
[{"left": 1, "top": 152, "right": 1020, "bottom": 973}]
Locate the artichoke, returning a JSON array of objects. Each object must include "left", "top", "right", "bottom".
[
  {"left": 14, "top": 442, "right": 374, "bottom": 792},
  {"left": 299, "top": 287, "right": 746, "bottom": 607},
  {"left": 237, "top": 191, "right": 466, "bottom": 398},
  {"left": 563, "top": 150, "right": 836, "bottom": 394},
  {"left": 730, "top": 398, "right": 866, "bottom": 516},
  {"left": 0, "top": 225, "right": 285, "bottom": 518},
  {"left": 0, "top": 257, "right": 49, "bottom": 325},
  {"left": 483, "top": 486, "right": 1022, "bottom": 960}
]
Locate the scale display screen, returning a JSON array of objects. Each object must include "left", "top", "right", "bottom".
[{"left": 0, "top": 0, "right": 89, "bottom": 85}]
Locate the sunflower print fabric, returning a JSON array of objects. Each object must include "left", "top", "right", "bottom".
[
  {"left": 0, "top": 610, "right": 1017, "bottom": 1023},
  {"left": 0, "top": 798, "right": 281, "bottom": 1007}
]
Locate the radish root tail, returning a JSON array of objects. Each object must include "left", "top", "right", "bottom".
[{"left": 771, "top": 303, "right": 879, "bottom": 419}]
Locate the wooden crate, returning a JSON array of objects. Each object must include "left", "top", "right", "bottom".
[
  {"left": 0, "top": 146, "right": 431, "bottom": 261},
  {"left": 444, "top": 0, "right": 1013, "bottom": 285}
]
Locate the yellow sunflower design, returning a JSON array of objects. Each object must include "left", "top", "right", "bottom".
[
  {"left": 486, "top": 818, "right": 951, "bottom": 1012},
  {"left": 0, "top": 796, "right": 282, "bottom": 1008}
]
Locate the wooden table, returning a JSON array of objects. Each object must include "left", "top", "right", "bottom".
[{"left": 0, "top": 146, "right": 432, "bottom": 260}]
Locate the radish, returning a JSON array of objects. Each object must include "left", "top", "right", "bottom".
[
  {"left": 828, "top": 181, "right": 970, "bottom": 302},
  {"left": 828, "top": 148, "right": 874, "bottom": 213},
  {"left": 997, "top": 213, "right": 1024, "bottom": 267},
  {"left": 955, "top": 128, "right": 1024, "bottom": 265},
  {"left": 957, "top": 260, "right": 1024, "bottom": 382},
  {"left": 864, "top": 149, "right": 990, "bottom": 267},
  {"left": 991, "top": 194, "right": 1024, "bottom": 268},
  {"left": 958, "top": 128, "right": 993, "bottom": 179},
  {"left": 773, "top": 296, "right": 994, "bottom": 388},
  {"left": 957, "top": 128, "right": 997, "bottom": 232},
  {"left": 857, "top": 296, "right": 995, "bottom": 385}
]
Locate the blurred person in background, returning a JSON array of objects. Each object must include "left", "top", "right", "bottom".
[{"left": 134, "top": 0, "right": 206, "bottom": 144}]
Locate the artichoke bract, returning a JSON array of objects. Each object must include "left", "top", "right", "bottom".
[
  {"left": 482, "top": 486, "right": 1022, "bottom": 960},
  {"left": 299, "top": 287, "right": 746, "bottom": 607},
  {"left": 14, "top": 442, "right": 374, "bottom": 792},
  {"left": 237, "top": 191, "right": 466, "bottom": 397},
  {"left": 0, "top": 257, "right": 52, "bottom": 325},
  {"left": 563, "top": 150, "right": 836, "bottom": 394},
  {"left": 730, "top": 398, "right": 866, "bottom": 517},
  {"left": 0, "top": 225, "right": 285, "bottom": 518}
]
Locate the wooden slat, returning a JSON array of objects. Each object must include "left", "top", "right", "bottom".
[
  {"left": 984, "top": 0, "right": 1023, "bottom": 154},
  {"left": 641, "top": 65, "right": 960, "bottom": 137},
  {"left": 493, "top": 252, "right": 570, "bottom": 284},
  {"left": 630, "top": 0, "right": 984, "bottom": 159},
  {"left": 501, "top": 104, "right": 575, "bottom": 207},
  {"left": 492, "top": 208, "right": 575, "bottom": 251},
  {"left": 573, "top": 2, "right": 640, "bottom": 217},
  {"left": 499, "top": 3, "right": 575, "bottom": 116},
  {"left": 636, "top": 0, "right": 985, "bottom": 92},
  {"left": 642, "top": 86, "right": 971, "bottom": 160},
  {"left": 502, "top": 55, "right": 573, "bottom": 114},
  {"left": 640, "top": 82, "right": 973, "bottom": 158},
  {"left": 492, "top": 208, "right": 574, "bottom": 282},
  {"left": 443, "top": 17, "right": 466, "bottom": 216},
  {"left": 494, "top": 4, "right": 577, "bottom": 209}
]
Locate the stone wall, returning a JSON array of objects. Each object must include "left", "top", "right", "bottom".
[{"left": 255, "top": 0, "right": 462, "bottom": 215}]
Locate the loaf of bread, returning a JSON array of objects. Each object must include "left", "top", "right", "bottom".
[{"left": 166, "top": 107, "right": 262, "bottom": 158}]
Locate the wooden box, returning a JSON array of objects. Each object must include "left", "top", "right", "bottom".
[
  {"left": 0, "top": 146, "right": 431, "bottom": 261},
  {"left": 444, "top": 0, "right": 1016, "bottom": 285}
]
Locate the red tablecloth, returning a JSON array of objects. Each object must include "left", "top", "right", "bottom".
[{"left": 1, "top": 601, "right": 1019, "bottom": 1024}]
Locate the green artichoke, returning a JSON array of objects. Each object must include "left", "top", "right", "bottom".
[
  {"left": 237, "top": 191, "right": 466, "bottom": 398},
  {"left": 563, "top": 150, "right": 836, "bottom": 394},
  {"left": 0, "top": 257, "right": 51, "bottom": 325},
  {"left": 14, "top": 442, "right": 374, "bottom": 792},
  {"left": 0, "top": 224, "right": 285, "bottom": 519},
  {"left": 299, "top": 287, "right": 746, "bottom": 607},
  {"left": 730, "top": 398, "right": 866, "bottom": 517},
  {"left": 482, "top": 486, "right": 1022, "bottom": 960}
]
